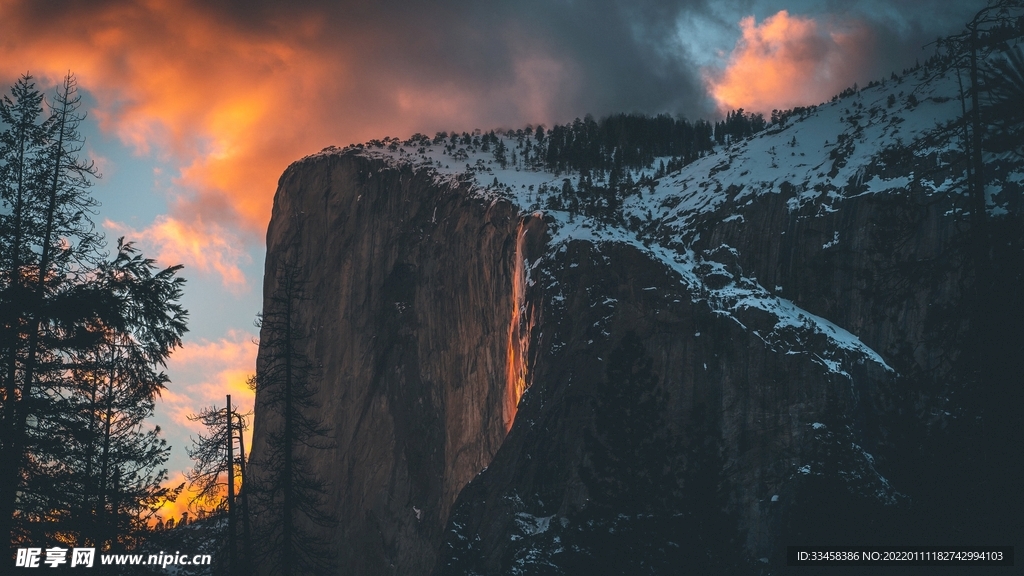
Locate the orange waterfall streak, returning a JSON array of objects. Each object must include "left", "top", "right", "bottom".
[{"left": 504, "top": 221, "right": 531, "bottom": 433}]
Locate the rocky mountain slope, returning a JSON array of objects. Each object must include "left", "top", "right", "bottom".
[{"left": 247, "top": 61, "right": 1023, "bottom": 575}]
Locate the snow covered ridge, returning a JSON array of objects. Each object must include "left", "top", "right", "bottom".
[{"left": 300, "top": 64, "right": 1016, "bottom": 379}]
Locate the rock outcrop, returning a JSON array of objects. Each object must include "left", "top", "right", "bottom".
[{"left": 249, "top": 154, "right": 540, "bottom": 575}]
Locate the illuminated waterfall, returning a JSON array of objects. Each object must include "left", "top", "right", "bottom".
[{"left": 503, "top": 220, "right": 533, "bottom": 433}]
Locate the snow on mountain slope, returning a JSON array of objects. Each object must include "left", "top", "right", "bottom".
[{"left": 304, "top": 64, "right": 1002, "bottom": 383}]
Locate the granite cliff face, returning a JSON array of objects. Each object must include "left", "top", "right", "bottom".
[
  {"left": 249, "top": 64, "right": 1023, "bottom": 575},
  {"left": 248, "top": 154, "right": 543, "bottom": 575}
]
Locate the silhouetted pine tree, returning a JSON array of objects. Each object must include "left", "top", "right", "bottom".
[
  {"left": 250, "top": 262, "right": 336, "bottom": 576},
  {"left": 0, "top": 73, "right": 188, "bottom": 547},
  {"left": 67, "top": 240, "right": 186, "bottom": 550}
]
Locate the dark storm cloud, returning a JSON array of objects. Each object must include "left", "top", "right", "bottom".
[
  {"left": 218, "top": 0, "right": 987, "bottom": 120},
  {"left": 801, "top": 0, "right": 988, "bottom": 75},
  {"left": 244, "top": 0, "right": 725, "bottom": 121}
]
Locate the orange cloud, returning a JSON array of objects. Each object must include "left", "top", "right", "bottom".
[
  {"left": 163, "top": 329, "right": 257, "bottom": 426},
  {"left": 104, "top": 216, "right": 250, "bottom": 291},
  {"left": 4, "top": 1, "right": 337, "bottom": 233},
  {"left": 0, "top": 0, "right": 576, "bottom": 240},
  {"left": 707, "top": 10, "right": 874, "bottom": 114}
]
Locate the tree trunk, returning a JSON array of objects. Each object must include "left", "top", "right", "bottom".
[
  {"left": 236, "top": 412, "right": 253, "bottom": 572},
  {"left": 98, "top": 349, "right": 116, "bottom": 550},
  {"left": 227, "top": 395, "right": 237, "bottom": 575}
]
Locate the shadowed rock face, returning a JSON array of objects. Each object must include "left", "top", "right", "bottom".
[
  {"left": 249, "top": 152, "right": 537, "bottom": 575},
  {"left": 433, "top": 239, "right": 899, "bottom": 576}
]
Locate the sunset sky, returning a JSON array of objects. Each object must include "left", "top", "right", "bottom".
[{"left": 0, "top": 0, "right": 983, "bottom": 520}]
